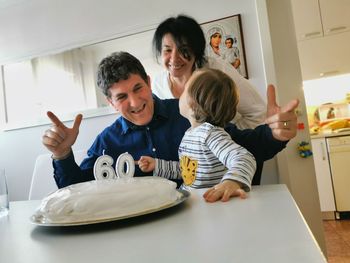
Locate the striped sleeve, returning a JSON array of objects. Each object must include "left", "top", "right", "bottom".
[
  {"left": 153, "top": 158, "right": 181, "bottom": 180},
  {"left": 205, "top": 127, "right": 256, "bottom": 191}
]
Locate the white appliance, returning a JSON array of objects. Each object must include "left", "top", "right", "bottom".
[{"left": 327, "top": 135, "right": 350, "bottom": 219}]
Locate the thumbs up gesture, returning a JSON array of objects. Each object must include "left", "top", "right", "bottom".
[
  {"left": 42, "top": 111, "right": 83, "bottom": 159},
  {"left": 264, "top": 85, "right": 299, "bottom": 141}
]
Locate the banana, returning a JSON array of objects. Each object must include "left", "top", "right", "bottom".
[{"left": 321, "top": 119, "right": 349, "bottom": 131}]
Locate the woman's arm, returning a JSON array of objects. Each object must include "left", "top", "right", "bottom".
[
  {"left": 224, "top": 85, "right": 298, "bottom": 185},
  {"left": 208, "top": 57, "right": 266, "bottom": 129}
]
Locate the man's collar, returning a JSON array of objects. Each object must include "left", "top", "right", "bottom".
[{"left": 153, "top": 95, "right": 169, "bottom": 120}]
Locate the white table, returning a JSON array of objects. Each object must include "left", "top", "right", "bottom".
[{"left": 0, "top": 184, "right": 326, "bottom": 263}]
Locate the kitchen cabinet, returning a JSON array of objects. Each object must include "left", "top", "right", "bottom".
[
  {"left": 297, "top": 31, "right": 350, "bottom": 80},
  {"left": 291, "top": 0, "right": 350, "bottom": 41},
  {"left": 311, "top": 138, "right": 336, "bottom": 214},
  {"left": 291, "top": 0, "right": 350, "bottom": 80}
]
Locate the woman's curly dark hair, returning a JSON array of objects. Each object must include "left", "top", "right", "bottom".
[{"left": 153, "top": 15, "right": 207, "bottom": 69}]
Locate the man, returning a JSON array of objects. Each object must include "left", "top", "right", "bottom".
[{"left": 42, "top": 52, "right": 298, "bottom": 200}]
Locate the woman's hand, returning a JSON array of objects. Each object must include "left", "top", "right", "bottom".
[
  {"left": 203, "top": 180, "right": 247, "bottom": 202},
  {"left": 265, "top": 85, "right": 299, "bottom": 141}
]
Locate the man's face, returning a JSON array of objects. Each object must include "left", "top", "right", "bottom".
[
  {"left": 225, "top": 39, "right": 233, "bottom": 48},
  {"left": 107, "top": 74, "right": 154, "bottom": 126}
]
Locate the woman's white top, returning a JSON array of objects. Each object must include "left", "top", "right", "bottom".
[{"left": 151, "top": 56, "right": 266, "bottom": 129}]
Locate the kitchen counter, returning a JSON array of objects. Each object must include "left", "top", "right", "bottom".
[{"left": 311, "top": 129, "right": 350, "bottom": 139}]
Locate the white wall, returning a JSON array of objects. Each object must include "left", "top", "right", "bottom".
[
  {"left": 0, "top": 113, "right": 115, "bottom": 200},
  {"left": 257, "top": 0, "right": 326, "bottom": 255},
  {"left": 0, "top": 0, "right": 273, "bottom": 201}
]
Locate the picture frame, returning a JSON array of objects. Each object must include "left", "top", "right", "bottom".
[{"left": 201, "top": 14, "right": 248, "bottom": 78}]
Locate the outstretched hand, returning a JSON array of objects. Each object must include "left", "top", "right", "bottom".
[
  {"left": 265, "top": 85, "right": 299, "bottom": 141},
  {"left": 42, "top": 111, "right": 83, "bottom": 158},
  {"left": 203, "top": 180, "right": 247, "bottom": 202}
]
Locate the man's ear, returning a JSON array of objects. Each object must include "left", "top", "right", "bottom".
[
  {"left": 147, "top": 75, "right": 152, "bottom": 90},
  {"left": 107, "top": 97, "right": 119, "bottom": 112},
  {"left": 106, "top": 97, "right": 113, "bottom": 107}
]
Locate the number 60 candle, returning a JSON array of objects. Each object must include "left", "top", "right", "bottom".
[{"left": 93, "top": 152, "right": 135, "bottom": 180}]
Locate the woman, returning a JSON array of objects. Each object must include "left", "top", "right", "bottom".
[{"left": 151, "top": 15, "right": 266, "bottom": 129}]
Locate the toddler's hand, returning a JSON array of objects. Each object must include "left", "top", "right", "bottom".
[
  {"left": 137, "top": 156, "right": 155, "bottom": 172},
  {"left": 203, "top": 180, "right": 247, "bottom": 202}
]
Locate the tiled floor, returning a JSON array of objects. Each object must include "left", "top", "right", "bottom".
[{"left": 323, "top": 220, "right": 350, "bottom": 263}]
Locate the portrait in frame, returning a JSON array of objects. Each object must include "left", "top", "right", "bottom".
[{"left": 201, "top": 14, "right": 248, "bottom": 78}]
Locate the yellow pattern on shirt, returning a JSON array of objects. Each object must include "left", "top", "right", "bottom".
[{"left": 180, "top": 156, "right": 197, "bottom": 186}]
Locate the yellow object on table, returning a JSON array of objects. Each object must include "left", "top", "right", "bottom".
[{"left": 321, "top": 119, "right": 349, "bottom": 131}]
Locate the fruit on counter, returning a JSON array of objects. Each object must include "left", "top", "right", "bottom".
[
  {"left": 309, "top": 126, "right": 320, "bottom": 135},
  {"left": 320, "top": 119, "right": 349, "bottom": 131}
]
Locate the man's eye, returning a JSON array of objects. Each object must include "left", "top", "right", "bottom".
[
  {"left": 134, "top": 85, "right": 144, "bottom": 93},
  {"left": 115, "top": 95, "right": 126, "bottom": 101}
]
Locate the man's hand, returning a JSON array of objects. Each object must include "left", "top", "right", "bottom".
[
  {"left": 203, "top": 180, "right": 247, "bottom": 203},
  {"left": 265, "top": 85, "right": 299, "bottom": 141},
  {"left": 42, "top": 111, "right": 82, "bottom": 159}
]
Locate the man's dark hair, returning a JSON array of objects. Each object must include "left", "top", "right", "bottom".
[
  {"left": 97, "top": 51, "right": 148, "bottom": 97},
  {"left": 153, "top": 15, "right": 207, "bottom": 69}
]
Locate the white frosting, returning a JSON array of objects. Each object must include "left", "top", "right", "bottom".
[{"left": 34, "top": 177, "right": 180, "bottom": 224}]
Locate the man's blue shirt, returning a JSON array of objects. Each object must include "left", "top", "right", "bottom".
[{"left": 54, "top": 96, "right": 189, "bottom": 187}]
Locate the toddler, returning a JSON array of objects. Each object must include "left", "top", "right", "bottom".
[{"left": 138, "top": 68, "right": 256, "bottom": 202}]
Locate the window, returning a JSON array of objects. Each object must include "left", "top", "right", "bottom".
[{"left": 1, "top": 49, "right": 102, "bottom": 130}]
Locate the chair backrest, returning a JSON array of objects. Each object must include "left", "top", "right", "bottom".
[{"left": 28, "top": 149, "right": 87, "bottom": 200}]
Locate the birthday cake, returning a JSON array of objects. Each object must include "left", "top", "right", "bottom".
[{"left": 32, "top": 177, "right": 181, "bottom": 224}]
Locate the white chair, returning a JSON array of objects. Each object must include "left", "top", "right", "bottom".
[{"left": 28, "top": 149, "right": 87, "bottom": 200}]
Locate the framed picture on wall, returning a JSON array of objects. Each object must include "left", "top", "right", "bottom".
[{"left": 201, "top": 14, "right": 248, "bottom": 78}]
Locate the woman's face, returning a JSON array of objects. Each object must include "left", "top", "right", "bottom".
[
  {"left": 161, "top": 33, "right": 195, "bottom": 78},
  {"left": 210, "top": 33, "right": 222, "bottom": 48}
]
